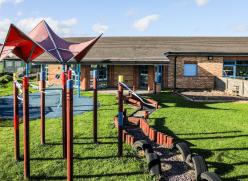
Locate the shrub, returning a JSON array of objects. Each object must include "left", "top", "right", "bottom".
[{"left": 0, "top": 74, "right": 13, "bottom": 84}]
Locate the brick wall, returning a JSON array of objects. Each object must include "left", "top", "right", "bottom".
[
  {"left": 113, "top": 65, "right": 134, "bottom": 87},
  {"left": 81, "top": 65, "right": 90, "bottom": 90},
  {"left": 168, "top": 56, "right": 223, "bottom": 89},
  {"left": 148, "top": 65, "right": 155, "bottom": 91},
  {"left": 107, "top": 65, "right": 115, "bottom": 87},
  {"left": 47, "top": 64, "right": 62, "bottom": 85},
  {"left": 133, "top": 65, "right": 139, "bottom": 91}
]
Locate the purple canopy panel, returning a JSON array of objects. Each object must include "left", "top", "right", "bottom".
[{"left": 29, "top": 20, "right": 102, "bottom": 64}]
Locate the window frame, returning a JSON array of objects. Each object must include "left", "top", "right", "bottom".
[{"left": 183, "top": 63, "right": 198, "bottom": 77}]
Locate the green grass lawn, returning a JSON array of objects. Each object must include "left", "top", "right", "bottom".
[
  {"left": 148, "top": 92, "right": 248, "bottom": 181},
  {"left": 0, "top": 91, "right": 152, "bottom": 181},
  {"left": 0, "top": 85, "right": 247, "bottom": 180},
  {"left": 0, "top": 80, "right": 37, "bottom": 97}
]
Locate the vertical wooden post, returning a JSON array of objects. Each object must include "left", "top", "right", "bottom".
[
  {"left": 154, "top": 66, "right": 157, "bottom": 94},
  {"left": 68, "top": 69, "right": 72, "bottom": 80},
  {"left": 93, "top": 70, "right": 98, "bottom": 143},
  {"left": 66, "top": 79, "right": 73, "bottom": 181},
  {"left": 61, "top": 67, "right": 67, "bottom": 159},
  {"left": 40, "top": 65, "right": 46, "bottom": 145},
  {"left": 77, "top": 64, "right": 81, "bottom": 98},
  {"left": 23, "top": 76, "right": 30, "bottom": 179},
  {"left": 13, "top": 74, "right": 20, "bottom": 161},
  {"left": 123, "top": 108, "right": 127, "bottom": 126},
  {"left": 118, "top": 75, "right": 124, "bottom": 157}
]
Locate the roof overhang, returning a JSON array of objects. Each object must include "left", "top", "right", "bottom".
[
  {"left": 3, "top": 57, "right": 169, "bottom": 65},
  {"left": 164, "top": 51, "right": 248, "bottom": 57}
]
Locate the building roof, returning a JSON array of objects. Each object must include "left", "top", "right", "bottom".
[{"left": 4, "top": 36, "right": 248, "bottom": 64}]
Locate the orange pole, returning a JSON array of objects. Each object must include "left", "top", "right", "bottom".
[
  {"left": 62, "top": 71, "right": 67, "bottom": 158},
  {"left": 13, "top": 78, "right": 20, "bottom": 161},
  {"left": 118, "top": 75, "right": 124, "bottom": 157},
  {"left": 40, "top": 67, "right": 46, "bottom": 145},
  {"left": 23, "top": 76, "right": 30, "bottom": 179},
  {"left": 93, "top": 70, "right": 98, "bottom": 143},
  {"left": 66, "top": 79, "right": 73, "bottom": 181}
]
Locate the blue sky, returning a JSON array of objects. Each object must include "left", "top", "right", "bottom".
[{"left": 1, "top": 0, "right": 248, "bottom": 41}]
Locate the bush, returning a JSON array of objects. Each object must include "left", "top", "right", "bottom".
[{"left": 0, "top": 74, "right": 13, "bottom": 84}]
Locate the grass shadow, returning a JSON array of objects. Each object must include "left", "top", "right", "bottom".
[
  {"left": 150, "top": 116, "right": 236, "bottom": 176},
  {"left": 31, "top": 171, "right": 145, "bottom": 180},
  {"left": 149, "top": 92, "right": 234, "bottom": 111}
]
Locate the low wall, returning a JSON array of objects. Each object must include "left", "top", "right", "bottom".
[{"left": 215, "top": 77, "right": 248, "bottom": 97}]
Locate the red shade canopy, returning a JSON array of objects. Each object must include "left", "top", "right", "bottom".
[
  {"left": 29, "top": 20, "right": 102, "bottom": 64},
  {"left": 0, "top": 24, "right": 45, "bottom": 62}
]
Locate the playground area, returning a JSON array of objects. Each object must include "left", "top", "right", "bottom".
[
  {"left": 0, "top": 91, "right": 247, "bottom": 180},
  {"left": 0, "top": 20, "right": 242, "bottom": 181},
  {"left": 0, "top": 92, "right": 93, "bottom": 119}
]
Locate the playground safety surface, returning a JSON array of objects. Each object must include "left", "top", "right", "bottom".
[{"left": 0, "top": 92, "right": 93, "bottom": 120}]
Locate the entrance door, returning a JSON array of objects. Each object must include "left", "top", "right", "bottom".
[
  {"left": 90, "top": 65, "right": 108, "bottom": 89},
  {"left": 139, "top": 65, "right": 148, "bottom": 89}
]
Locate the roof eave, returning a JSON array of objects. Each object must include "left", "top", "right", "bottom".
[{"left": 164, "top": 51, "right": 248, "bottom": 57}]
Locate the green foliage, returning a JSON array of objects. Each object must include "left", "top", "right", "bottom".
[{"left": 0, "top": 74, "right": 13, "bottom": 84}]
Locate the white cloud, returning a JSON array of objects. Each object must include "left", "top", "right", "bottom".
[
  {"left": 17, "top": 11, "right": 23, "bottom": 16},
  {"left": 195, "top": 0, "right": 209, "bottom": 7},
  {"left": 0, "top": 19, "right": 11, "bottom": 42},
  {"left": 233, "top": 24, "right": 248, "bottom": 33},
  {"left": 133, "top": 14, "right": 159, "bottom": 31},
  {"left": 92, "top": 23, "right": 109, "bottom": 33},
  {"left": 0, "top": 0, "right": 23, "bottom": 6},
  {"left": 17, "top": 17, "right": 78, "bottom": 36}
]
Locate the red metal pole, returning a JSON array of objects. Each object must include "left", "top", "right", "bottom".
[
  {"left": 13, "top": 78, "right": 20, "bottom": 161},
  {"left": 62, "top": 71, "right": 67, "bottom": 159},
  {"left": 23, "top": 76, "right": 30, "bottom": 179},
  {"left": 118, "top": 75, "right": 124, "bottom": 157},
  {"left": 68, "top": 69, "right": 72, "bottom": 80},
  {"left": 93, "top": 70, "right": 97, "bottom": 143},
  {"left": 66, "top": 79, "right": 73, "bottom": 181},
  {"left": 40, "top": 68, "right": 46, "bottom": 145}
]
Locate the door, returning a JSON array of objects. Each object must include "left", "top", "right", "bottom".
[
  {"left": 139, "top": 65, "right": 148, "bottom": 89},
  {"left": 90, "top": 65, "right": 108, "bottom": 89}
]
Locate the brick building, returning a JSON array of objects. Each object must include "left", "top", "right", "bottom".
[{"left": 5, "top": 37, "right": 248, "bottom": 90}]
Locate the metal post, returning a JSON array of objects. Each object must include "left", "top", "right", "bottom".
[
  {"left": 93, "top": 70, "right": 98, "bottom": 143},
  {"left": 40, "top": 65, "right": 46, "bottom": 145},
  {"left": 66, "top": 79, "right": 73, "bottom": 181},
  {"left": 68, "top": 69, "right": 72, "bottom": 80},
  {"left": 62, "top": 64, "right": 67, "bottom": 159},
  {"left": 77, "top": 64, "right": 81, "bottom": 98},
  {"left": 118, "top": 75, "right": 124, "bottom": 157},
  {"left": 13, "top": 73, "right": 20, "bottom": 161},
  {"left": 23, "top": 75, "right": 30, "bottom": 179}
]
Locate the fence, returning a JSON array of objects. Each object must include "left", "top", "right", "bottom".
[
  {"left": 215, "top": 77, "right": 248, "bottom": 97},
  {"left": 0, "top": 60, "right": 40, "bottom": 74}
]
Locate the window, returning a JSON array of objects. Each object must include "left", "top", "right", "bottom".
[
  {"left": 90, "top": 65, "right": 108, "bottom": 89},
  {"left": 223, "top": 60, "right": 248, "bottom": 79},
  {"left": 184, "top": 63, "right": 197, "bottom": 76},
  {"left": 155, "top": 65, "right": 163, "bottom": 83},
  {"left": 139, "top": 65, "right": 148, "bottom": 88}
]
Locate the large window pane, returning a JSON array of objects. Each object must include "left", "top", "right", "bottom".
[
  {"left": 90, "top": 65, "right": 108, "bottom": 89},
  {"left": 223, "top": 66, "right": 234, "bottom": 77},
  {"left": 236, "top": 66, "right": 248, "bottom": 77},
  {"left": 139, "top": 65, "right": 148, "bottom": 88},
  {"left": 184, "top": 64, "right": 197, "bottom": 76}
]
